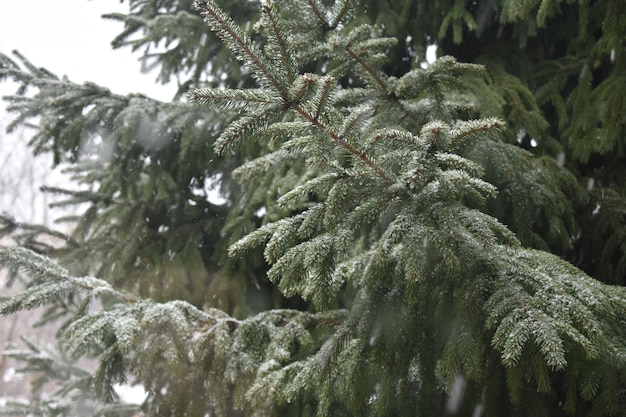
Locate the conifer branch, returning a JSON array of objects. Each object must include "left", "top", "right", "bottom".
[
  {"left": 0, "top": 247, "right": 140, "bottom": 313},
  {"left": 314, "top": 77, "right": 334, "bottom": 120},
  {"left": 448, "top": 118, "right": 506, "bottom": 150},
  {"left": 194, "top": 0, "right": 288, "bottom": 100},
  {"left": 213, "top": 105, "right": 284, "bottom": 155},
  {"left": 262, "top": 4, "right": 295, "bottom": 83},
  {"left": 305, "top": 0, "right": 330, "bottom": 28},
  {"left": 453, "top": 120, "right": 503, "bottom": 140},
  {"left": 291, "top": 103, "right": 393, "bottom": 184},
  {"left": 188, "top": 87, "right": 281, "bottom": 109},
  {"left": 340, "top": 105, "right": 371, "bottom": 138},
  {"left": 293, "top": 75, "right": 313, "bottom": 104},
  {"left": 369, "top": 129, "right": 417, "bottom": 147},
  {"left": 345, "top": 44, "right": 389, "bottom": 95},
  {"left": 0, "top": 215, "right": 79, "bottom": 249},
  {"left": 330, "top": 0, "right": 352, "bottom": 29}
]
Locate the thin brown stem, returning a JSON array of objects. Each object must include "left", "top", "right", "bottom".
[
  {"left": 330, "top": 0, "right": 351, "bottom": 29},
  {"left": 315, "top": 78, "right": 333, "bottom": 120},
  {"left": 345, "top": 45, "right": 389, "bottom": 95},
  {"left": 451, "top": 120, "right": 503, "bottom": 144},
  {"left": 341, "top": 109, "right": 368, "bottom": 138},
  {"left": 292, "top": 103, "right": 393, "bottom": 184},
  {"left": 263, "top": 5, "right": 295, "bottom": 83},
  {"left": 305, "top": 0, "right": 330, "bottom": 28},
  {"left": 293, "top": 76, "right": 313, "bottom": 106},
  {"left": 199, "top": 3, "right": 289, "bottom": 100}
]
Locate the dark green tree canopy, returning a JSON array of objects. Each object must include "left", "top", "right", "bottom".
[{"left": 1, "top": 0, "right": 625, "bottom": 416}]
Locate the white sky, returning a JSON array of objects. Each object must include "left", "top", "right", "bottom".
[{"left": 0, "top": 0, "right": 176, "bottom": 101}]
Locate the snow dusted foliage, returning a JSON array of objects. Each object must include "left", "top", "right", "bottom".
[{"left": 1, "top": 0, "right": 626, "bottom": 416}]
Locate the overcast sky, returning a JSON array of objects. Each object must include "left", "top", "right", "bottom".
[{"left": 0, "top": 0, "right": 175, "bottom": 101}]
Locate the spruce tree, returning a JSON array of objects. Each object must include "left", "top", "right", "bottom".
[{"left": 1, "top": 0, "right": 626, "bottom": 416}]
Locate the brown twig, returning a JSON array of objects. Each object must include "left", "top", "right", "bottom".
[{"left": 292, "top": 103, "right": 393, "bottom": 184}]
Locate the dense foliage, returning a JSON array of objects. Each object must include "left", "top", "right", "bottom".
[{"left": 1, "top": 0, "right": 625, "bottom": 416}]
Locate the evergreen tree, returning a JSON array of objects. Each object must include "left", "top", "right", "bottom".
[{"left": 1, "top": 0, "right": 626, "bottom": 416}]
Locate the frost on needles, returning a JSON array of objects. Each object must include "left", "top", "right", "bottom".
[{"left": 1, "top": 0, "right": 626, "bottom": 416}]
